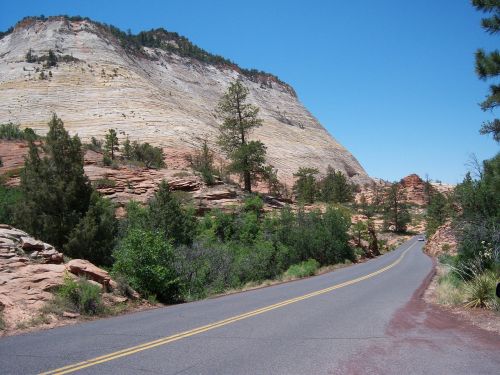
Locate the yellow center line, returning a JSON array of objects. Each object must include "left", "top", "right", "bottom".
[{"left": 40, "top": 241, "right": 418, "bottom": 375}]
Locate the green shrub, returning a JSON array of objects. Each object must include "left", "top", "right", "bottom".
[
  {"left": 93, "top": 178, "right": 116, "bottom": 189},
  {"left": 175, "top": 240, "right": 234, "bottom": 299},
  {"left": 121, "top": 139, "right": 165, "bottom": 168},
  {"left": 436, "top": 270, "right": 464, "bottom": 306},
  {"left": 464, "top": 270, "right": 499, "bottom": 309},
  {"left": 148, "top": 181, "right": 197, "bottom": 246},
  {"left": 0, "top": 123, "right": 39, "bottom": 141},
  {"left": 64, "top": 193, "right": 118, "bottom": 266},
  {"left": 102, "top": 154, "right": 112, "bottom": 166},
  {"left": 0, "top": 312, "right": 5, "bottom": 331},
  {"left": 243, "top": 195, "right": 264, "bottom": 216},
  {"left": 57, "top": 275, "right": 103, "bottom": 315},
  {"left": 188, "top": 139, "right": 216, "bottom": 185},
  {"left": 284, "top": 259, "right": 320, "bottom": 279},
  {"left": 113, "top": 229, "right": 181, "bottom": 303},
  {"left": 0, "top": 186, "right": 22, "bottom": 225}
]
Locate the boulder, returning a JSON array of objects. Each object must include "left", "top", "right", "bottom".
[{"left": 66, "top": 259, "right": 112, "bottom": 290}]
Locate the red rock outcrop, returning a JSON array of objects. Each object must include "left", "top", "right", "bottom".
[
  {"left": 425, "top": 221, "right": 458, "bottom": 257},
  {"left": 0, "top": 225, "right": 137, "bottom": 332}
]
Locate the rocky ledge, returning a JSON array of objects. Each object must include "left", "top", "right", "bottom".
[{"left": 0, "top": 225, "right": 138, "bottom": 333}]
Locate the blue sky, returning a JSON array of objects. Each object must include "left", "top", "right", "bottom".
[{"left": 0, "top": 1, "right": 498, "bottom": 183}]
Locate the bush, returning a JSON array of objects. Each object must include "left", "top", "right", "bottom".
[
  {"left": 0, "top": 186, "right": 22, "bottom": 225},
  {"left": 0, "top": 123, "right": 39, "bottom": 141},
  {"left": 93, "top": 178, "right": 116, "bottom": 189},
  {"left": 243, "top": 195, "right": 263, "bottom": 216},
  {"left": 435, "top": 267, "right": 465, "bottom": 306},
  {"left": 113, "top": 229, "right": 181, "bottom": 303},
  {"left": 102, "top": 154, "right": 112, "bottom": 166},
  {"left": 464, "top": 270, "right": 499, "bottom": 309},
  {"left": 57, "top": 275, "right": 103, "bottom": 315},
  {"left": 64, "top": 193, "right": 118, "bottom": 266},
  {"left": 274, "top": 206, "right": 353, "bottom": 266},
  {"left": 284, "top": 259, "right": 320, "bottom": 279},
  {"left": 128, "top": 141, "right": 165, "bottom": 169},
  {"left": 175, "top": 240, "right": 234, "bottom": 299},
  {"left": 147, "top": 180, "right": 197, "bottom": 246},
  {"left": 188, "top": 139, "right": 216, "bottom": 185}
]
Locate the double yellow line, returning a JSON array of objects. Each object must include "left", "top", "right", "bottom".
[{"left": 40, "top": 241, "right": 417, "bottom": 375}]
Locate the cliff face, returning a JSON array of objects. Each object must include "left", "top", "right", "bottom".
[{"left": 0, "top": 17, "right": 371, "bottom": 185}]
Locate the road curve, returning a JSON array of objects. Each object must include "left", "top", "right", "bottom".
[{"left": 0, "top": 237, "right": 498, "bottom": 375}]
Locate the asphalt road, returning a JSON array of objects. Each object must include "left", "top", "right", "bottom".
[{"left": 1, "top": 237, "right": 498, "bottom": 374}]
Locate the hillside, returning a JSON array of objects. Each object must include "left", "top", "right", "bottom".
[{"left": 0, "top": 16, "right": 370, "bottom": 186}]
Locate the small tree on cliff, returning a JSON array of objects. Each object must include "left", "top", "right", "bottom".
[
  {"left": 216, "top": 81, "right": 266, "bottom": 193},
  {"left": 104, "top": 128, "right": 119, "bottom": 159},
  {"left": 383, "top": 182, "right": 410, "bottom": 233},
  {"left": 15, "top": 114, "right": 92, "bottom": 249}
]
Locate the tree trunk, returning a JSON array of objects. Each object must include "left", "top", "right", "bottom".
[{"left": 244, "top": 170, "right": 251, "bottom": 193}]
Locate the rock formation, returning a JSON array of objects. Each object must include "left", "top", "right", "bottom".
[
  {"left": 425, "top": 221, "right": 458, "bottom": 257},
  {"left": 0, "top": 225, "right": 137, "bottom": 333},
  {"left": 0, "top": 16, "right": 371, "bottom": 186}
]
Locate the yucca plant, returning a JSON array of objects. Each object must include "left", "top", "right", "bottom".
[{"left": 463, "top": 270, "right": 498, "bottom": 309}]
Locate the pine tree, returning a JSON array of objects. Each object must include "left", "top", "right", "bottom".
[
  {"left": 64, "top": 192, "right": 118, "bottom": 266},
  {"left": 320, "top": 166, "right": 354, "bottom": 203},
  {"left": 122, "top": 136, "right": 132, "bottom": 159},
  {"left": 293, "top": 167, "right": 319, "bottom": 204},
  {"left": 15, "top": 114, "right": 92, "bottom": 249},
  {"left": 104, "top": 129, "right": 119, "bottom": 159},
  {"left": 473, "top": 0, "right": 500, "bottom": 142},
  {"left": 217, "top": 81, "right": 266, "bottom": 192},
  {"left": 148, "top": 180, "right": 196, "bottom": 246},
  {"left": 383, "top": 182, "right": 410, "bottom": 233}
]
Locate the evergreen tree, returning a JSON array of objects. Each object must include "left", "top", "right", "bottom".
[
  {"left": 217, "top": 81, "right": 266, "bottom": 192},
  {"left": 25, "top": 48, "right": 36, "bottom": 63},
  {"left": 131, "top": 141, "right": 165, "bottom": 168},
  {"left": 15, "top": 114, "right": 92, "bottom": 249},
  {"left": 64, "top": 192, "right": 118, "bottom": 266},
  {"left": 473, "top": 0, "right": 500, "bottom": 142},
  {"left": 383, "top": 182, "right": 410, "bottom": 233},
  {"left": 148, "top": 180, "right": 196, "bottom": 246},
  {"left": 320, "top": 166, "right": 354, "bottom": 203},
  {"left": 104, "top": 129, "right": 119, "bottom": 159},
  {"left": 261, "top": 164, "right": 282, "bottom": 196},
  {"left": 46, "top": 49, "right": 57, "bottom": 67},
  {"left": 121, "top": 136, "right": 132, "bottom": 159},
  {"left": 425, "top": 192, "right": 449, "bottom": 237},
  {"left": 293, "top": 167, "right": 319, "bottom": 204}
]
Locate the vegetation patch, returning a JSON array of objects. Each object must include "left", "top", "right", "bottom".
[
  {"left": 284, "top": 259, "right": 319, "bottom": 279},
  {"left": 52, "top": 275, "right": 104, "bottom": 316},
  {"left": 0, "top": 123, "right": 39, "bottom": 141},
  {"left": 93, "top": 178, "right": 116, "bottom": 189}
]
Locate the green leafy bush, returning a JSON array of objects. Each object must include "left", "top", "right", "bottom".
[
  {"left": 284, "top": 259, "right": 319, "bottom": 279},
  {"left": 113, "top": 229, "right": 181, "bottom": 303}
]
